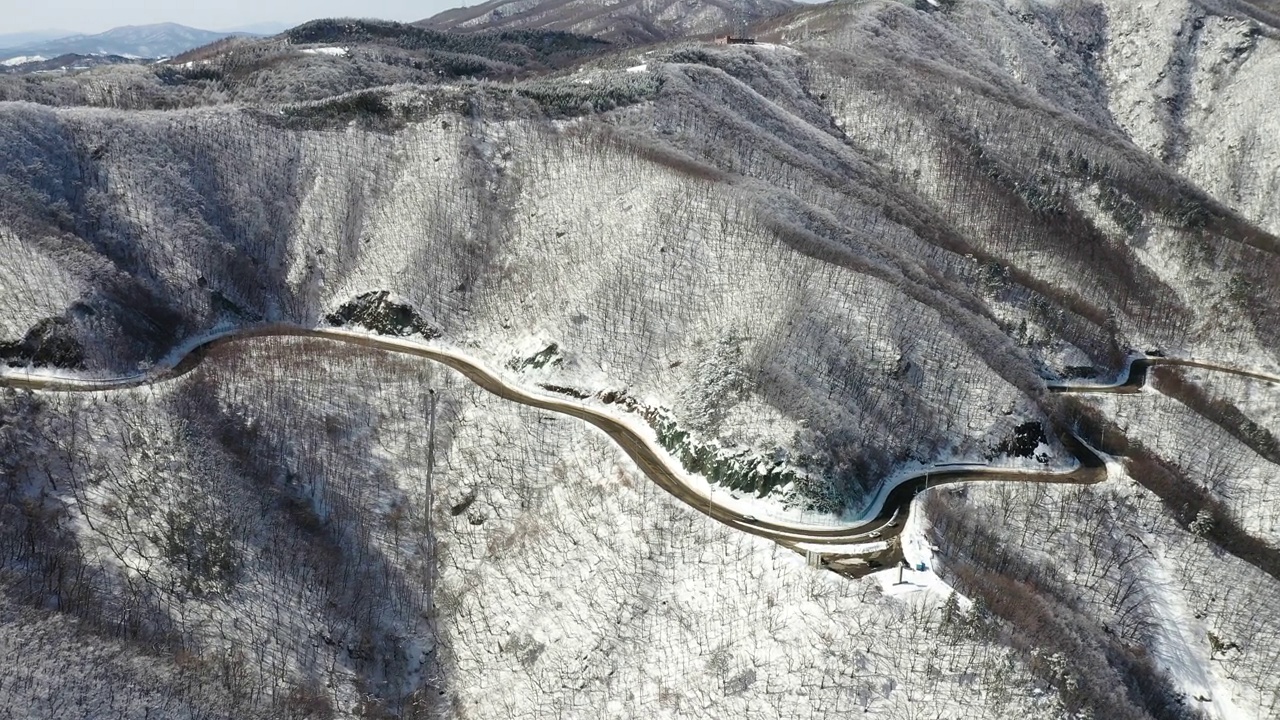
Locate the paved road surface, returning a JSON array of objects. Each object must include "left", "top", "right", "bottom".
[
  {"left": 1047, "top": 355, "right": 1280, "bottom": 395},
  {"left": 5, "top": 328, "right": 1268, "bottom": 578}
]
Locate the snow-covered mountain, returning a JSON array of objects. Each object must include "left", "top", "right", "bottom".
[
  {"left": 2, "top": 1, "right": 1280, "bottom": 719},
  {"left": 0, "top": 53, "right": 142, "bottom": 75},
  {"left": 418, "top": 0, "right": 797, "bottom": 43},
  {"left": 0, "top": 22, "right": 260, "bottom": 62},
  {"left": 0, "top": 54, "right": 49, "bottom": 67}
]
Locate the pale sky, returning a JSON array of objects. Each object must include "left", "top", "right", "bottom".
[{"left": 1, "top": 0, "right": 469, "bottom": 34}]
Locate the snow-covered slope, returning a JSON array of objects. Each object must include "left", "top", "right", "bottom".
[
  {"left": 3, "top": 0, "right": 1279, "bottom": 514},
  {"left": 418, "top": 0, "right": 797, "bottom": 44},
  {"left": 2, "top": 0, "right": 1280, "bottom": 718},
  {"left": 1, "top": 54, "right": 48, "bottom": 67},
  {"left": 0, "top": 336, "right": 1077, "bottom": 718}
]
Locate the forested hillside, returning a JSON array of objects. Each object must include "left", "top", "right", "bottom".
[
  {"left": 0, "top": 20, "right": 614, "bottom": 106},
  {"left": 418, "top": 0, "right": 796, "bottom": 44},
  {"left": 2, "top": 0, "right": 1279, "bottom": 718}
]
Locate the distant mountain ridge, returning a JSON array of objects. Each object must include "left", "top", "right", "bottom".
[
  {"left": 0, "top": 53, "right": 144, "bottom": 75},
  {"left": 417, "top": 0, "right": 797, "bottom": 44},
  {"left": 0, "top": 23, "right": 263, "bottom": 62},
  {"left": 0, "top": 30, "right": 75, "bottom": 49}
]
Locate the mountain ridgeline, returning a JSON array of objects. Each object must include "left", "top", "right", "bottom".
[
  {"left": 0, "top": 23, "right": 266, "bottom": 64},
  {"left": 416, "top": 0, "right": 798, "bottom": 44},
  {"left": 0, "top": 19, "right": 623, "bottom": 106}
]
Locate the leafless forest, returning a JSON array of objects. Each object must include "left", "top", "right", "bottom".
[{"left": 2, "top": 0, "right": 1280, "bottom": 717}]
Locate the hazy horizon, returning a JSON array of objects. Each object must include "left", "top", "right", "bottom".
[{"left": 1, "top": 0, "right": 470, "bottom": 35}]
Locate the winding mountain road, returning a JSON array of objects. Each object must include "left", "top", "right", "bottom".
[
  {"left": 4, "top": 327, "right": 1276, "bottom": 577},
  {"left": 1047, "top": 354, "right": 1280, "bottom": 395}
]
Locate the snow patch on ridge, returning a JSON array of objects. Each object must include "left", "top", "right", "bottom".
[
  {"left": 1, "top": 55, "right": 48, "bottom": 66},
  {"left": 299, "top": 46, "right": 348, "bottom": 57}
]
